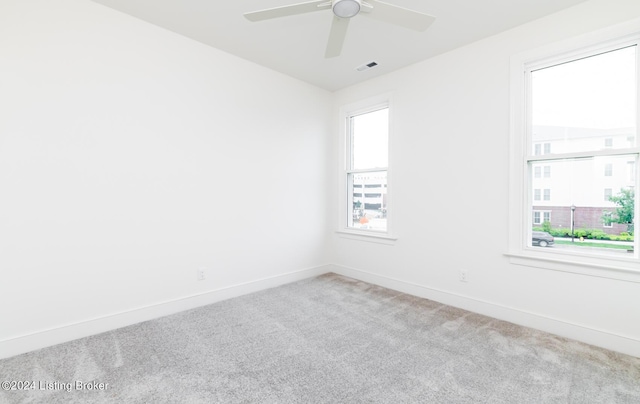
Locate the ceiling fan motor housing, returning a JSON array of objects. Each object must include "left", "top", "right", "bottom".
[{"left": 332, "top": 0, "right": 362, "bottom": 18}]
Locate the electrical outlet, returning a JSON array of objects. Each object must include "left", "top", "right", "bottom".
[
  {"left": 459, "top": 270, "right": 468, "bottom": 282},
  {"left": 197, "top": 268, "right": 206, "bottom": 281}
]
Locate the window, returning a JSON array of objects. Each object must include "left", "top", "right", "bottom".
[
  {"left": 534, "top": 144, "right": 541, "bottom": 156},
  {"left": 341, "top": 99, "right": 390, "bottom": 237},
  {"left": 604, "top": 163, "right": 613, "bottom": 177},
  {"left": 534, "top": 189, "right": 541, "bottom": 201},
  {"left": 533, "top": 211, "right": 551, "bottom": 225},
  {"left": 509, "top": 25, "right": 640, "bottom": 277},
  {"left": 604, "top": 188, "right": 613, "bottom": 201},
  {"left": 534, "top": 143, "right": 551, "bottom": 156},
  {"left": 533, "top": 165, "right": 552, "bottom": 179},
  {"left": 533, "top": 211, "right": 541, "bottom": 225}
]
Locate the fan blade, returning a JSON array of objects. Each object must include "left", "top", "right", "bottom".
[
  {"left": 325, "top": 16, "right": 350, "bottom": 58},
  {"left": 362, "top": 0, "right": 435, "bottom": 31},
  {"left": 244, "top": 1, "right": 331, "bottom": 22}
]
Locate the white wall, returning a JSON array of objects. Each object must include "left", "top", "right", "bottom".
[
  {"left": 329, "top": 0, "right": 640, "bottom": 357},
  {"left": 2, "top": 0, "right": 639, "bottom": 360},
  {"left": 0, "top": 0, "right": 331, "bottom": 357}
]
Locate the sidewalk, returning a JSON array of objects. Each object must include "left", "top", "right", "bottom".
[{"left": 557, "top": 237, "right": 634, "bottom": 247}]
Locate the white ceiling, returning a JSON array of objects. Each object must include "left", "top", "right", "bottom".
[{"left": 90, "top": 0, "right": 588, "bottom": 92}]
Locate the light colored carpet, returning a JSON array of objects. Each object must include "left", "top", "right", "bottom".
[{"left": 1, "top": 273, "right": 639, "bottom": 403}]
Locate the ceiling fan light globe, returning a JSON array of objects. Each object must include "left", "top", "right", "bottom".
[{"left": 333, "top": 0, "right": 361, "bottom": 18}]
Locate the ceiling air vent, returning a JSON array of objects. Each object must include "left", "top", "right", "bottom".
[{"left": 355, "top": 61, "right": 378, "bottom": 72}]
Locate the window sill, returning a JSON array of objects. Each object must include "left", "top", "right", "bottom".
[
  {"left": 505, "top": 250, "right": 640, "bottom": 283},
  {"left": 335, "top": 229, "right": 397, "bottom": 245}
]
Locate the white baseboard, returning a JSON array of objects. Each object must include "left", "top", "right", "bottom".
[
  {"left": 5, "top": 263, "right": 638, "bottom": 360},
  {"left": 0, "top": 264, "right": 330, "bottom": 360},
  {"left": 328, "top": 264, "right": 640, "bottom": 358}
]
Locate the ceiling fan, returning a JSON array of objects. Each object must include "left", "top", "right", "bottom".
[{"left": 244, "top": 0, "right": 435, "bottom": 58}]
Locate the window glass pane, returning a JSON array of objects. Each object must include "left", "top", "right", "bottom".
[
  {"left": 604, "top": 188, "right": 613, "bottom": 200},
  {"left": 351, "top": 108, "right": 388, "bottom": 170},
  {"left": 530, "top": 155, "right": 635, "bottom": 256},
  {"left": 531, "top": 46, "right": 637, "bottom": 154},
  {"left": 349, "top": 171, "right": 387, "bottom": 231},
  {"left": 604, "top": 163, "right": 613, "bottom": 176},
  {"left": 533, "top": 211, "right": 541, "bottom": 224}
]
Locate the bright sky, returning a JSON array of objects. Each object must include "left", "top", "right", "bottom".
[
  {"left": 531, "top": 45, "right": 637, "bottom": 129},
  {"left": 352, "top": 107, "right": 388, "bottom": 170}
]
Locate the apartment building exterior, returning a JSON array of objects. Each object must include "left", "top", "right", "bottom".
[
  {"left": 531, "top": 125, "right": 636, "bottom": 234},
  {"left": 352, "top": 172, "right": 387, "bottom": 219}
]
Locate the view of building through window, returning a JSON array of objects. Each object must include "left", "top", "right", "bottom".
[
  {"left": 528, "top": 45, "right": 637, "bottom": 256},
  {"left": 347, "top": 107, "right": 388, "bottom": 232}
]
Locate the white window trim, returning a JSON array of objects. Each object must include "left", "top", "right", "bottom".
[
  {"left": 533, "top": 211, "right": 541, "bottom": 225},
  {"left": 507, "top": 18, "right": 640, "bottom": 282},
  {"left": 337, "top": 93, "right": 397, "bottom": 243}
]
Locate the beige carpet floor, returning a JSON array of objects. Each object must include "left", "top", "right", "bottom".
[{"left": 1, "top": 273, "right": 639, "bottom": 403}]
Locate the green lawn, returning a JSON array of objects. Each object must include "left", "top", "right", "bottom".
[{"left": 554, "top": 239, "right": 633, "bottom": 250}]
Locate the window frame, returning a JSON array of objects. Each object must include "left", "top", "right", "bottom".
[
  {"left": 604, "top": 163, "right": 613, "bottom": 177},
  {"left": 533, "top": 211, "right": 541, "bottom": 225},
  {"left": 605, "top": 137, "right": 614, "bottom": 148},
  {"left": 534, "top": 144, "right": 541, "bottom": 156},
  {"left": 532, "top": 210, "right": 552, "bottom": 225},
  {"left": 337, "top": 94, "right": 396, "bottom": 243},
  {"left": 507, "top": 20, "right": 640, "bottom": 282},
  {"left": 603, "top": 211, "right": 614, "bottom": 228},
  {"left": 534, "top": 166, "right": 541, "bottom": 178}
]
